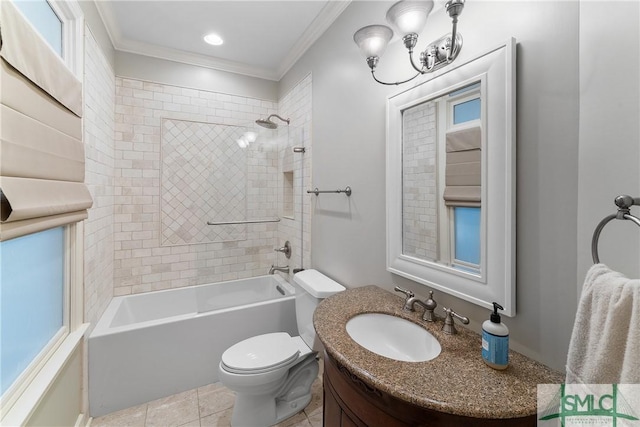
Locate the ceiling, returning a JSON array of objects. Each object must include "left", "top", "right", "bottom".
[{"left": 95, "top": 1, "right": 351, "bottom": 81}]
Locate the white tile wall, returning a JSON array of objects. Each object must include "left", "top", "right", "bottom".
[
  {"left": 84, "top": 27, "right": 116, "bottom": 326},
  {"left": 276, "top": 74, "right": 312, "bottom": 273},
  {"left": 113, "top": 77, "right": 281, "bottom": 295}
]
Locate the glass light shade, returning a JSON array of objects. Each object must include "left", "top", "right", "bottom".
[
  {"left": 385, "top": 1, "right": 434, "bottom": 36},
  {"left": 353, "top": 25, "right": 393, "bottom": 59}
]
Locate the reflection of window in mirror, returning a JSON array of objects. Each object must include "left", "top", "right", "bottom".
[
  {"left": 402, "top": 82, "right": 482, "bottom": 275},
  {"left": 444, "top": 83, "right": 481, "bottom": 275}
]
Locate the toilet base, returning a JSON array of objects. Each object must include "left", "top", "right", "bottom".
[{"left": 230, "top": 354, "right": 319, "bottom": 426}]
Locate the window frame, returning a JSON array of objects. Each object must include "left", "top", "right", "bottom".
[{"left": 0, "top": 0, "right": 85, "bottom": 422}]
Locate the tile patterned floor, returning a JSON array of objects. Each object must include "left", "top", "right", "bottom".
[{"left": 91, "top": 361, "right": 323, "bottom": 427}]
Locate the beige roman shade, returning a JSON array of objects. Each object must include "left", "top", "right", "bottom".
[
  {"left": 443, "top": 126, "right": 481, "bottom": 207},
  {"left": 0, "top": 1, "right": 92, "bottom": 241}
]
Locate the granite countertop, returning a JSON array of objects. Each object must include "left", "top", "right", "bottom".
[{"left": 313, "top": 285, "right": 564, "bottom": 419}]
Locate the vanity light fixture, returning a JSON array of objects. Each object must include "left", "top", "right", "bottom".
[
  {"left": 353, "top": 0, "right": 465, "bottom": 86},
  {"left": 204, "top": 33, "right": 223, "bottom": 46}
]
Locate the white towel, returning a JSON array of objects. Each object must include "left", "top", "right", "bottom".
[{"left": 566, "top": 263, "right": 640, "bottom": 384}]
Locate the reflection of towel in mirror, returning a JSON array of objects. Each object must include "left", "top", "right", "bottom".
[{"left": 566, "top": 263, "right": 640, "bottom": 384}]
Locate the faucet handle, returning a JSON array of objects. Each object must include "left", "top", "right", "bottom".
[
  {"left": 274, "top": 241, "right": 291, "bottom": 259},
  {"left": 441, "top": 306, "right": 469, "bottom": 335},
  {"left": 394, "top": 286, "right": 413, "bottom": 298},
  {"left": 394, "top": 286, "right": 415, "bottom": 311},
  {"left": 422, "top": 290, "right": 437, "bottom": 322}
]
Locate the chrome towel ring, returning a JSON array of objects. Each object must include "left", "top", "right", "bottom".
[{"left": 591, "top": 195, "right": 640, "bottom": 263}]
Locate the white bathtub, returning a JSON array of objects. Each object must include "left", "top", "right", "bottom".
[{"left": 88, "top": 275, "right": 297, "bottom": 417}]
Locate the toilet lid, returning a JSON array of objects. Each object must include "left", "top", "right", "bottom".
[{"left": 221, "top": 332, "right": 301, "bottom": 374}]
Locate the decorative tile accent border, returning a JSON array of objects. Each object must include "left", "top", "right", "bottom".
[{"left": 161, "top": 119, "right": 248, "bottom": 245}]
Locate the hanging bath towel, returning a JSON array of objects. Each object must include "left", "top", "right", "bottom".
[{"left": 566, "top": 263, "right": 640, "bottom": 384}]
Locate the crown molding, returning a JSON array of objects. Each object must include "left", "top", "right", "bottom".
[
  {"left": 119, "top": 38, "right": 281, "bottom": 81},
  {"left": 276, "top": 0, "right": 351, "bottom": 79},
  {"left": 92, "top": 0, "right": 350, "bottom": 82},
  {"left": 93, "top": 0, "right": 121, "bottom": 49}
]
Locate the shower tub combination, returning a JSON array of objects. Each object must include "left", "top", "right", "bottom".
[{"left": 88, "top": 275, "right": 297, "bottom": 417}]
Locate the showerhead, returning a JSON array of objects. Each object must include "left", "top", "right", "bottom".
[
  {"left": 255, "top": 114, "right": 290, "bottom": 129},
  {"left": 255, "top": 119, "right": 278, "bottom": 129}
]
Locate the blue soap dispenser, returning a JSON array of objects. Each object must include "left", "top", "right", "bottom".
[{"left": 482, "top": 302, "right": 509, "bottom": 370}]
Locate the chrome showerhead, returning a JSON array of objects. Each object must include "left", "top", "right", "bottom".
[
  {"left": 255, "top": 119, "right": 278, "bottom": 129},
  {"left": 255, "top": 114, "right": 290, "bottom": 129}
]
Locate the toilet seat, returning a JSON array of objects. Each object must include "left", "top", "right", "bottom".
[{"left": 221, "top": 332, "right": 302, "bottom": 374}]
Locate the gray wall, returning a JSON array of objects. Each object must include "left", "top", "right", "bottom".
[
  {"left": 115, "top": 51, "right": 278, "bottom": 101},
  {"left": 279, "top": 0, "right": 640, "bottom": 372},
  {"left": 577, "top": 1, "right": 640, "bottom": 282}
]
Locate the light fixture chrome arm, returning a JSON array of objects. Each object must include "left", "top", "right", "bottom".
[
  {"left": 401, "top": 34, "right": 426, "bottom": 74},
  {"left": 448, "top": 22, "right": 459, "bottom": 63},
  {"left": 445, "top": 0, "right": 465, "bottom": 62},
  {"left": 367, "top": 56, "right": 422, "bottom": 86},
  {"left": 408, "top": 48, "right": 426, "bottom": 74},
  {"left": 371, "top": 69, "right": 421, "bottom": 86}
]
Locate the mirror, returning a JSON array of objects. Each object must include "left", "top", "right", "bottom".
[{"left": 387, "top": 38, "right": 516, "bottom": 316}]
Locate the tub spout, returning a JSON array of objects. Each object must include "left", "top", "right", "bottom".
[{"left": 269, "top": 265, "right": 289, "bottom": 275}]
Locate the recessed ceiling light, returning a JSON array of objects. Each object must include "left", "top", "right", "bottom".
[{"left": 204, "top": 33, "right": 223, "bottom": 46}]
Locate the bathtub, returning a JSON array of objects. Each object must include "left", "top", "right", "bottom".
[{"left": 88, "top": 275, "right": 297, "bottom": 417}]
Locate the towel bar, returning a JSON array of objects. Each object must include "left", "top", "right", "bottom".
[
  {"left": 307, "top": 186, "right": 352, "bottom": 196},
  {"left": 591, "top": 195, "right": 640, "bottom": 263},
  {"left": 207, "top": 218, "right": 280, "bottom": 225}
]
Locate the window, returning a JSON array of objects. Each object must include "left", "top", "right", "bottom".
[
  {"left": 9, "top": 0, "right": 83, "bottom": 77},
  {"left": 12, "top": 0, "right": 63, "bottom": 57},
  {"left": 0, "top": 227, "right": 67, "bottom": 396}
]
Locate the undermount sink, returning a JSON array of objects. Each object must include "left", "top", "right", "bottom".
[{"left": 346, "top": 313, "right": 441, "bottom": 362}]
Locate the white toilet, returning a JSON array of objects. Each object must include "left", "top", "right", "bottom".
[{"left": 218, "top": 269, "right": 345, "bottom": 426}]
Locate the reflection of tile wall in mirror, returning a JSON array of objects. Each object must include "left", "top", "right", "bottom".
[{"left": 402, "top": 100, "right": 438, "bottom": 261}]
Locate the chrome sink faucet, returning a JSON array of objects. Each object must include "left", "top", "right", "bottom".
[
  {"left": 393, "top": 286, "right": 438, "bottom": 322},
  {"left": 269, "top": 265, "right": 289, "bottom": 275}
]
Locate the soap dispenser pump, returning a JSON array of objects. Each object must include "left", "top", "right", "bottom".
[{"left": 481, "top": 302, "right": 509, "bottom": 370}]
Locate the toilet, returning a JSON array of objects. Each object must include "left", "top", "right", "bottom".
[{"left": 218, "top": 269, "right": 345, "bottom": 426}]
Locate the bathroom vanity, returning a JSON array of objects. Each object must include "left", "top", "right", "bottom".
[{"left": 313, "top": 286, "right": 563, "bottom": 426}]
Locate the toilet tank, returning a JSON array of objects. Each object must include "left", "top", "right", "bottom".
[{"left": 293, "top": 269, "right": 345, "bottom": 350}]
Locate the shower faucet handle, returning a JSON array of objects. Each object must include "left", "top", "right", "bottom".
[{"left": 274, "top": 241, "right": 291, "bottom": 259}]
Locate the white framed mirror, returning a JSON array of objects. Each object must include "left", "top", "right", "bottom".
[{"left": 386, "top": 38, "right": 516, "bottom": 316}]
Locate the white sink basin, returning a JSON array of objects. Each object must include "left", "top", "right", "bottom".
[{"left": 346, "top": 313, "right": 441, "bottom": 362}]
